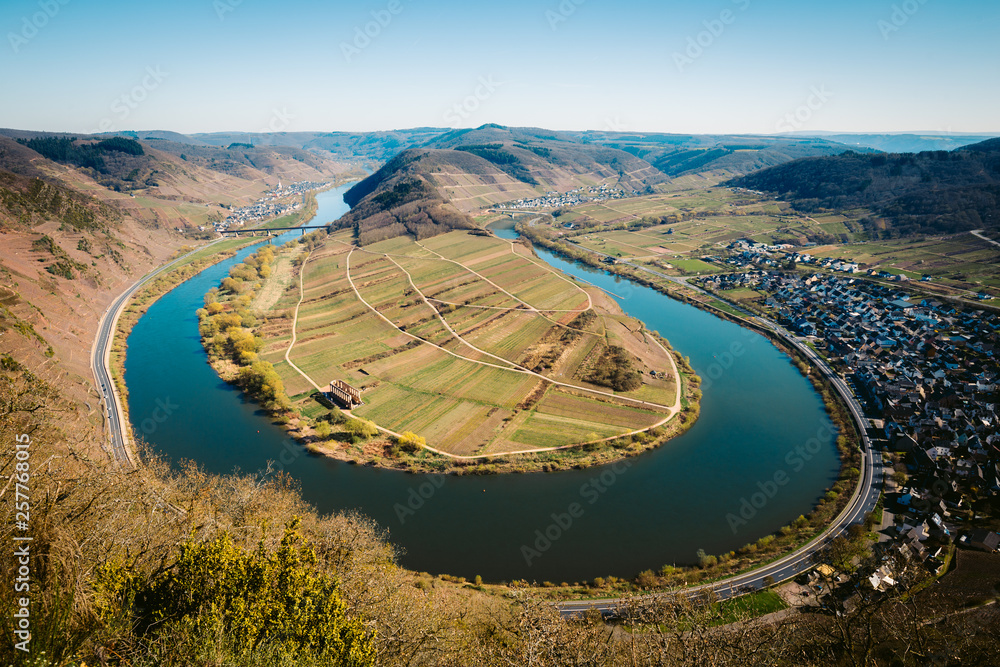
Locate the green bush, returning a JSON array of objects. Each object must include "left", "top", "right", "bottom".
[
  {"left": 583, "top": 345, "right": 643, "bottom": 392},
  {"left": 396, "top": 431, "right": 426, "bottom": 453},
  {"left": 94, "top": 519, "right": 374, "bottom": 665},
  {"left": 345, "top": 417, "right": 379, "bottom": 439}
]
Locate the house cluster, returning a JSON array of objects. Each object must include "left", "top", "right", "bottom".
[
  {"left": 724, "top": 239, "right": 794, "bottom": 269},
  {"left": 699, "top": 270, "right": 1000, "bottom": 577},
  {"left": 789, "top": 253, "right": 862, "bottom": 274},
  {"left": 497, "top": 185, "right": 628, "bottom": 210},
  {"left": 729, "top": 187, "right": 765, "bottom": 197},
  {"left": 720, "top": 240, "right": 931, "bottom": 284},
  {"left": 214, "top": 180, "right": 328, "bottom": 232}
]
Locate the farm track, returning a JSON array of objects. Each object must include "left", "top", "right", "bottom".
[{"left": 321, "top": 238, "right": 685, "bottom": 460}]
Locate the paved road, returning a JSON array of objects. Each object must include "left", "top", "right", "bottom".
[
  {"left": 91, "top": 239, "right": 226, "bottom": 466},
  {"left": 971, "top": 229, "right": 1000, "bottom": 249},
  {"left": 551, "top": 241, "right": 883, "bottom": 618}
]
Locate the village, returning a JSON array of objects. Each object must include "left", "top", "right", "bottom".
[
  {"left": 696, "top": 268, "right": 1000, "bottom": 610},
  {"left": 213, "top": 179, "right": 329, "bottom": 233},
  {"left": 496, "top": 184, "right": 633, "bottom": 211}
]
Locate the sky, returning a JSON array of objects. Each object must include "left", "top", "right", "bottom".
[{"left": 1, "top": 0, "right": 998, "bottom": 135}]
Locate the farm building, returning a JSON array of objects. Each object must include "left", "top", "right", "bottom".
[{"left": 327, "top": 379, "right": 362, "bottom": 409}]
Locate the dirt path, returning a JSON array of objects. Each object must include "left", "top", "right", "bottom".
[
  {"left": 971, "top": 229, "right": 1000, "bottom": 249},
  {"left": 343, "top": 248, "right": 682, "bottom": 460},
  {"left": 279, "top": 239, "right": 685, "bottom": 462},
  {"left": 283, "top": 251, "right": 323, "bottom": 393}
]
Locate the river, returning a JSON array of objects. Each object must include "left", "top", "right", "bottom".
[{"left": 125, "top": 186, "right": 839, "bottom": 583}]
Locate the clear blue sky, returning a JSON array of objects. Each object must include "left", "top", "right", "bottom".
[{"left": 2, "top": 0, "right": 997, "bottom": 134}]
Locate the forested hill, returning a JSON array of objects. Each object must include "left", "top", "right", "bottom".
[
  {"left": 336, "top": 149, "right": 478, "bottom": 245},
  {"left": 730, "top": 138, "right": 1000, "bottom": 237},
  {"left": 337, "top": 125, "right": 671, "bottom": 245}
]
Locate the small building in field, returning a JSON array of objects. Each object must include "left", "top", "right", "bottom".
[{"left": 328, "top": 379, "right": 362, "bottom": 409}]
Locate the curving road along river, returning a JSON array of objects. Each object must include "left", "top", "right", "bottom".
[
  {"left": 548, "top": 262, "right": 883, "bottom": 615},
  {"left": 91, "top": 238, "right": 227, "bottom": 465},
  {"left": 113, "top": 189, "right": 846, "bottom": 584}
]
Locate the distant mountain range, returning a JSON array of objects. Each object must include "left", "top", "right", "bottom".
[
  {"left": 0, "top": 128, "right": 342, "bottom": 196},
  {"left": 4, "top": 124, "right": 997, "bottom": 246},
  {"left": 336, "top": 125, "right": 673, "bottom": 244},
  {"left": 105, "top": 128, "right": 996, "bottom": 172},
  {"left": 333, "top": 125, "right": 894, "bottom": 245},
  {"left": 783, "top": 132, "right": 997, "bottom": 154},
  {"left": 731, "top": 138, "right": 1000, "bottom": 236}
]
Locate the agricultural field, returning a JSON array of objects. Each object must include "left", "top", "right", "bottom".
[
  {"left": 527, "top": 185, "right": 999, "bottom": 298},
  {"left": 531, "top": 187, "right": 845, "bottom": 272},
  {"left": 262, "top": 230, "right": 681, "bottom": 457},
  {"left": 807, "top": 234, "right": 1000, "bottom": 295}
]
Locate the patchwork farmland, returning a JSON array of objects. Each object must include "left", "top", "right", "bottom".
[{"left": 263, "top": 230, "right": 681, "bottom": 458}]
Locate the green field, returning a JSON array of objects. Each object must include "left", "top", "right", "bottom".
[
  {"left": 261, "top": 230, "right": 680, "bottom": 457},
  {"left": 528, "top": 186, "right": 1000, "bottom": 295}
]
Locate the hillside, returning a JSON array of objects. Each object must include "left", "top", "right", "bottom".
[
  {"left": 175, "top": 128, "right": 448, "bottom": 160},
  {"left": 790, "top": 132, "right": 997, "bottom": 154},
  {"left": 2, "top": 130, "right": 353, "bottom": 202},
  {"left": 337, "top": 125, "right": 672, "bottom": 245},
  {"left": 730, "top": 137, "right": 1000, "bottom": 236},
  {"left": 565, "top": 132, "right": 861, "bottom": 178},
  {"left": 336, "top": 149, "right": 479, "bottom": 245},
  {"left": 0, "top": 131, "right": 352, "bottom": 419},
  {"left": 424, "top": 125, "right": 668, "bottom": 194},
  {"left": 118, "top": 128, "right": 868, "bottom": 183}
]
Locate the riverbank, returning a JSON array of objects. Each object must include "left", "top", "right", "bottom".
[
  {"left": 126, "top": 185, "right": 838, "bottom": 583},
  {"left": 109, "top": 186, "right": 336, "bottom": 443},
  {"left": 199, "top": 230, "right": 703, "bottom": 476},
  {"left": 514, "top": 220, "right": 868, "bottom": 596},
  {"left": 109, "top": 237, "right": 267, "bottom": 436}
]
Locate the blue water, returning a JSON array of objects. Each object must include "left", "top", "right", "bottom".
[{"left": 125, "top": 190, "right": 838, "bottom": 583}]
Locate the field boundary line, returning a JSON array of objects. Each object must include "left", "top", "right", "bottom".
[
  {"left": 347, "top": 250, "right": 676, "bottom": 408},
  {"left": 361, "top": 245, "right": 595, "bottom": 335},
  {"left": 412, "top": 238, "right": 594, "bottom": 317},
  {"left": 384, "top": 254, "right": 525, "bottom": 371},
  {"left": 333, "top": 246, "right": 685, "bottom": 460},
  {"left": 283, "top": 250, "right": 324, "bottom": 393}
]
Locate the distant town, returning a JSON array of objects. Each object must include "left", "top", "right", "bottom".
[
  {"left": 697, "top": 269, "right": 1000, "bottom": 603},
  {"left": 496, "top": 185, "right": 635, "bottom": 211},
  {"left": 213, "top": 180, "right": 330, "bottom": 233},
  {"left": 718, "top": 237, "right": 990, "bottom": 298}
]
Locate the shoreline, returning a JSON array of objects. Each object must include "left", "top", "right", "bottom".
[
  {"left": 201, "top": 235, "right": 703, "bottom": 476},
  {"left": 510, "top": 219, "right": 869, "bottom": 595},
  {"left": 108, "top": 181, "right": 351, "bottom": 453},
  {"left": 118, "top": 201, "right": 862, "bottom": 595}
]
